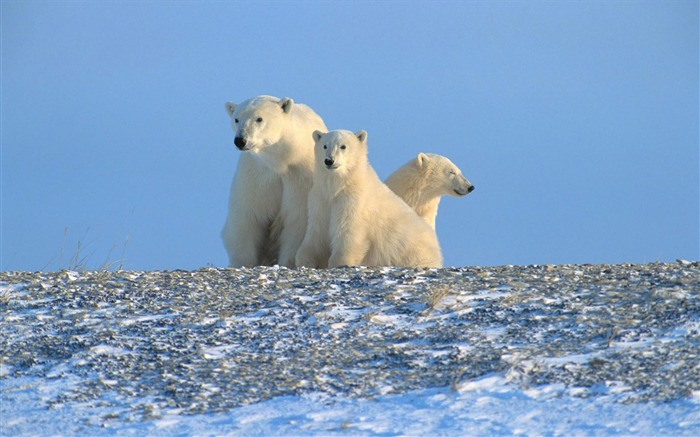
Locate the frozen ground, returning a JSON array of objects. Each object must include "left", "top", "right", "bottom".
[{"left": 1, "top": 262, "right": 699, "bottom": 435}]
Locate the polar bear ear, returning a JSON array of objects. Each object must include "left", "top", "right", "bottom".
[
  {"left": 416, "top": 152, "right": 430, "bottom": 168},
  {"left": 355, "top": 130, "right": 368, "bottom": 144},
  {"left": 225, "top": 102, "right": 237, "bottom": 117},
  {"left": 312, "top": 130, "right": 325, "bottom": 143},
  {"left": 280, "top": 97, "right": 294, "bottom": 114}
]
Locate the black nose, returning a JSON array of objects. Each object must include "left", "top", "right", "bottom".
[
  {"left": 468, "top": 185, "right": 475, "bottom": 193},
  {"left": 324, "top": 158, "right": 334, "bottom": 167},
  {"left": 234, "top": 137, "right": 247, "bottom": 150}
]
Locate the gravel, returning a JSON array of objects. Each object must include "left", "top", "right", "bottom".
[{"left": 2, "top": 261, "right": 699, "bottom": 422}]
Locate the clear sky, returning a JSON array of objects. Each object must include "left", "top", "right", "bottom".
[{"left": 2, "top": 1, "right": 698, "bottom": 271}]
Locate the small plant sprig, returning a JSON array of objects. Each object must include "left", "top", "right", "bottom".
[{"left": 42, "top": 227, "right": 130, "bottom": 272}]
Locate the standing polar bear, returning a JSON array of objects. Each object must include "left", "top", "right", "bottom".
[
  {"left": 385, "top": 153, "right": 474, "bottom": 230},
  {"left": 296, "top": 130, "right": 443, "bottom": 269},
  {"left": 221, "top": 95, "right": 327, "bottom": 267}
]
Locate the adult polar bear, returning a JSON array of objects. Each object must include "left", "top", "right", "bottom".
[
  {"left": 385, "top": 153, "right": 474, "bottom": 230},
  {"left": 296, "top": 130, "right": 443, "bottom": 269},
  {"left": 222, "top": 95, "right": 327, "bottom": 267}
]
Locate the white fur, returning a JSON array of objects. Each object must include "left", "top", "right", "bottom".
[
  {"left": 222, "top": 95, "right": 327, "bottom": 267},
  {"left": 296, "top": 130, "right": 443, "bottom": 268},
  {"left": 385, "top": 153, "right": 474, "bottom": 230}
]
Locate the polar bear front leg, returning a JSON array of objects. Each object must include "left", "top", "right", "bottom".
[
  {"left": 295, "top": 235, "right": 319, "bottom": 269},
  {"left": 328, "top": 223, "right": 369, "bottom": 268},
  {"left": 222, "top": 212, "right": 269, "bottom": 267},
  {"left": 221, "top": 154, "right": 282, "bottom": 267},
  {"left": 278, "top": 221, "right": 307, "bottom": 268},
  {"left": 277, "top": 185, "right": 311, "bottom": 267},
  {"left": 295, "top": 193, "right": 330, "bottom": 268}
]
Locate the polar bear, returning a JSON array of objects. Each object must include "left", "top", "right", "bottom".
[
  {"left": 222, "top": 95, "right": 327, "bottom": 267},
  {"left": 296, "top": 130, "right": 443, "bottom": 269},
  {"left": 385, "top": 153, "right": 474, "bottom": 230}
]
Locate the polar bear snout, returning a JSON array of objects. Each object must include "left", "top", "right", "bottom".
[
  {"left": 234, "top": 136, "right": 249, "bottom": 150},
  {"left": 324, "top": 158, "right": 337, "bottom": 169},
  {"left": 454, "top": 184, "right": 475, "bottom": 196}
]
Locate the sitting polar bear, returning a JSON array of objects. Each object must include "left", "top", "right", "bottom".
[
  {"left": 385, "top": 153, "right": 474, "bottom": 230},
  {"left": 222, "top": 95, "right": 327, "bottom": 267},
  {"left": 296, "top": 130, "right": 443, "bottom": 269}
]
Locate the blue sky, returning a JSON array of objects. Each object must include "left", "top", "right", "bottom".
[{"left": 2, "top": 1, "right": 698, "bottom": 271}]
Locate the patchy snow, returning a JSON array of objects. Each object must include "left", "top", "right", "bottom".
[
  {"left": 3, "top": 374, "right": 698, "bottom": 435},
  {"left": 1, "top": 262, "right": 699, "bottom": 435}
]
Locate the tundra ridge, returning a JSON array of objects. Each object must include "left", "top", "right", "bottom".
[{"left": 2, "top": 261, "right": 699, "bottom": 434}]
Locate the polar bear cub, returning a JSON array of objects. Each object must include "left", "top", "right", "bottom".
[
  {"left": 296, "top": 130, "right": 443, "bottom": 269},
  {"left": 385, "top": 153, "right": 474, "bottom": 230},
  {"left": 222, "top": 95, "right": 327, "bottom": 267}
]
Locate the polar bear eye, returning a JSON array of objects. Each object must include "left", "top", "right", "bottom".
[
  {"left": 234, "top": 118, "right": 239, "bottom": 124},
  {"left": 340, "top": 145, "right": 347, "bottom": 150},
  {"left": 256, "top": 117, "right": 263, "bottom": 123},
  {"left": 323, "top": 145, "right": 327, "bottom": 150}
]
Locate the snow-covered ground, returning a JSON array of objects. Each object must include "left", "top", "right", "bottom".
[
  {"left": 4, "top": 372, "right": 699, "bottom": 435},
  {"left": 2, "top": 263, "right": 699, "bottom": 435},
  {"left": 4, "top": 372, "right": 698, "bottom": 436}
]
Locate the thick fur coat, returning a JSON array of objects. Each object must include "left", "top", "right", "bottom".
[
  {"left": 385, "top": 153, "right": 474, "bottom": 230},
  {"left": 222, "top": 95, "right": 327, "bottom": 267},
  {"left": 296, "top": 130, "right": 443, "bottom": 268}
]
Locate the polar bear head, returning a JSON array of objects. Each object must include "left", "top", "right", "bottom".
[
  {"left": 415, "top": 153, "right": 474, "bottom": 197},
  {"left": 312, "top": 129, "right": 368, "bottom": 176},
  {"left": 225, "top": 96, "right": 294, "bottom": 152}
]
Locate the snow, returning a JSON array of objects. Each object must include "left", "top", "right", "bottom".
[
  {"left": 2, "top": 263, "right": 699, "bottom": 435},
  {"left": 3, "top": 374, "right": 698, "bottom": 435}
]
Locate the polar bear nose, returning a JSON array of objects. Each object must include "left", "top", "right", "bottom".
[
  {"left": 324, "top": 158, "right": 335, "bottom": 167},
  {"left": 234, "top": 136, "right": 247, "bottom": 150},
  {"left": 468, "top": 185, "right": 475, "bottom": 193}
]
